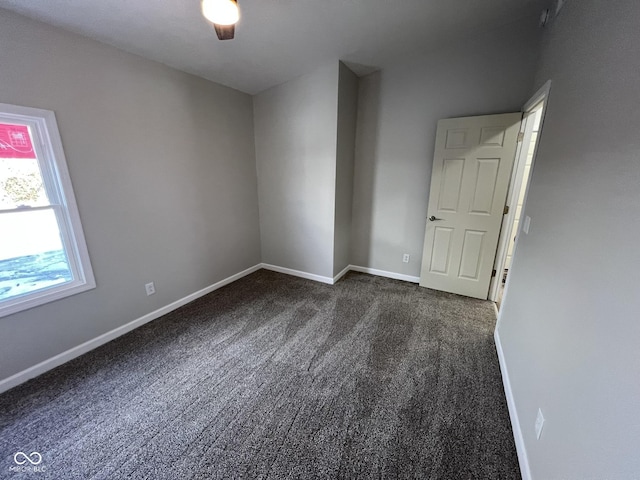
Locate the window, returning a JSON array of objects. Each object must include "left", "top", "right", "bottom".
[{"left": 0, "top": 103, "right": 95, "bottom": 317}]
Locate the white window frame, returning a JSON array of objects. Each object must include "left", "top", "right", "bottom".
[{"left": 0, "top": 103, "right": 95, "bottom": 317}]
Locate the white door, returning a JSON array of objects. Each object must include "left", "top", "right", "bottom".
[{"left": 419, "top": 113, "right": 522, "bottom": 299}]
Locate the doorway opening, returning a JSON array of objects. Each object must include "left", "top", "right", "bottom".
[
  {"left": 496, "top": 104, "right": 541, "bottom": 308},
  {"left": 490, "top": 81, "right": 551, "bottom": 309}
]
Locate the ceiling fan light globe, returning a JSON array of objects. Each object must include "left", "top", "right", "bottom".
[{"left": 202, "top": 0, "right": 239, "bottom": 26}]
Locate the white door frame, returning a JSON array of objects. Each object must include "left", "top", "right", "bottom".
[{"left": 489, "top": 80, "right": 552, "bottom": 303}]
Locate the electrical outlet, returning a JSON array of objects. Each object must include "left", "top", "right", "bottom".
[
  {"left": 402, "top": 254, "right": 410, "bottom": 263},
  {"left": 145, "top": 282, "right": 156, "bottom": 296},
  {"left": 535, "top": 408, "right": 545, "bottom": 439}
]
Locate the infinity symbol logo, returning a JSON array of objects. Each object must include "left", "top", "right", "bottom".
[{"left": 13, "top": 452, "right": 42, "bottom": 465}]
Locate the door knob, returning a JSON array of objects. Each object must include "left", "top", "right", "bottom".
[{"left": 428, "top": 216, "right": 443, "bottom": 221}]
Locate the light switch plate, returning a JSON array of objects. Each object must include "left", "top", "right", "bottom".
[{"left": 523, "top": 215, "right": 531, "bottom": 234}]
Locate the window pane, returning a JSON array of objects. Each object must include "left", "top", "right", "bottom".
[
  {"left": 0, "top": 209, "right": 72, "bottom": 301},
  {"left": 0, "top": 123, "right": 49, "bottom": 209}
]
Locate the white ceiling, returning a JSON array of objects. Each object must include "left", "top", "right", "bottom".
[{"left": 0, "top": 0, "right": 549, "bottom": 94}]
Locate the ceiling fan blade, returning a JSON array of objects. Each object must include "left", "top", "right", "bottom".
[{"left": 214, "top": 23, "right": 235, "bottom": 40}]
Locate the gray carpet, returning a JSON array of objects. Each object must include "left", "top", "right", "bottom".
[{"left": 0, "top": 270, "right": 520, "bottom": 479}]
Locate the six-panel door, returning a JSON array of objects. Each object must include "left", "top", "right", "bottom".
[{"left": 419, "top": 113, "right": 522, "bottom": 299}]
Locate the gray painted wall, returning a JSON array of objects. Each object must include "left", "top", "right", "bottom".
[
  {"left": 253, "top": 63, "right": 339, "bottom": 279},
  {"left": 0, "top": 10, "right": 261, "bottom": 380},
  {"left": 333, "top": 63, "right": 358, "bottom": 276},
  {"left": 351, "top": 21, "right": 541, "bottom": 276},
  {"left": 497, "top": 1, "right": 640, "bottom": 478}
]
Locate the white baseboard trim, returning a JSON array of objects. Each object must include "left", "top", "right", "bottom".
[
  {"left": 0, "top": 263, "right": 262, "bottom": 395},
  {"left": 349, "top": 265, "right": 420, "bottom": 283},
  {"left": 333, "top": 265, "right": 351, "bottom": 284},
  {"left": 494, "top": 329, "right": 532, "bottom": 480},
  {"left": 260, "top": 263, "right": 334, "bottom": 285},
  {"left": 260, "top": 263, "right": 420, "bottom": 286}
]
